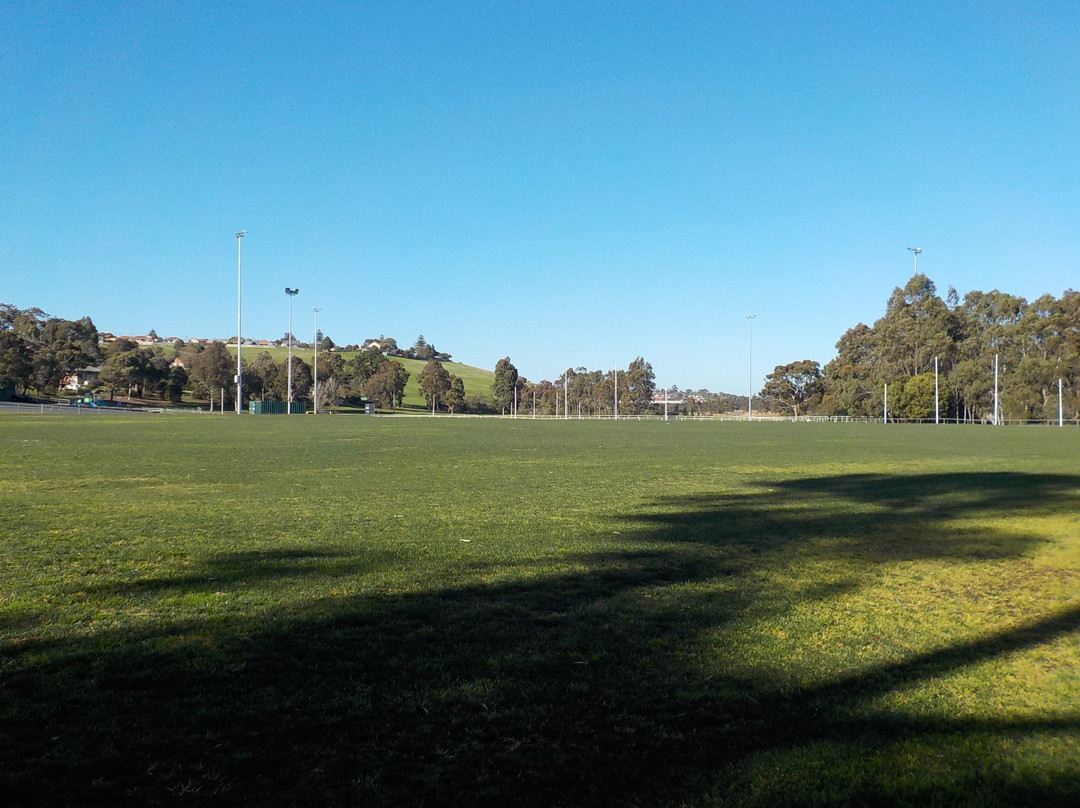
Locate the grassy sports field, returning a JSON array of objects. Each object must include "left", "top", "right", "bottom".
[{"left": 2, "top": 415, "right": 1079, "bottom": 806}]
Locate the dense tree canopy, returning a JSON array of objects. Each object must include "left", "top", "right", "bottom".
[
  {"left": 0, "top": 305, "right": 100, "bottom": 396},
  {"left": 0, "top": 331, "right": 33, "bottom": 392},
  {"left": 619, "top": 357, "right": 657, "bottom": 414},
  {"left": 187, "top": 341, "right": 235, "bottom": 406},
  {"left": 761, "top": 360, "right": 824, "bottom": 417},
  {"left": 492, "top": 357, "right": 519, "bottom": 415},
  {"left": 780, "top": 276, "right": 1080, "bottom": 422},
  {"left": 363, "top": 361, "right": 409, "bottom": 410},
  {"left": 419, "top": 358, "right": 452, "bottom": 413}
]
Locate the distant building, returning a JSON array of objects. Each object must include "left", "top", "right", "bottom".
[{"left": 61, "top": 367, "right": 103, "bottom": 391}]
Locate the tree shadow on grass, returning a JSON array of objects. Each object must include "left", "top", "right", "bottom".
[
  {"left": 637, "top": 471, "right": 1080, "bottom": 562},
  {"left": 82, "top": 549, "right": 400, "bottom": 596},
  {"left": 3, "top": 473, "right": 1080, "bottom": 806}
]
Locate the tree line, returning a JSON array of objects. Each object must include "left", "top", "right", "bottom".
[
  {"left": 760, "top": 274, "right": 1080, "bottom": 422},
  {"left": 1, "top": 305, "right": 103, "bottom": 396},
  {"left": 0, "top": 304, "right": 417, "bottom": 411},
  {"left": 482, "top": 356, "right": 659, "bottom": 417}
]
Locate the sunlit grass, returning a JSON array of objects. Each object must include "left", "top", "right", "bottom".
[{"left": 2, "top": 416, "right": 1079, "bottom": 806}]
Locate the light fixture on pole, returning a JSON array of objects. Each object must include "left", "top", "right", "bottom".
[
  {"left": 235, "top": 230, "right": 247, "bottom": 415},
  {"left": 745, "top": 314, "right": 756, "bottom": 421},
  {"left": 285, "top": 288, "right": 299, "bottom": 414},
  {"left": 312, "top": 307, "right": 321, "bottom": 414},
  {"left": 907, "top": 246, "right": 922, "bottom": 275}
]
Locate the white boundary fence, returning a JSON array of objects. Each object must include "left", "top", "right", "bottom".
[
  {"left": 0, "top": 401, "right": 164, "bottom": 415},
  {"left": 2, "top": 401, "right": 1075, "bottom": 425}
]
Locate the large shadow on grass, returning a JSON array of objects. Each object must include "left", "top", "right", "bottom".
[{"left": 4, "top": 473, "right": 1080, "bottom": 806}]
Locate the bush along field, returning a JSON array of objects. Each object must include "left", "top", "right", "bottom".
[{"left": 2, "top": 415, "right": 1080, "bottom": 807}]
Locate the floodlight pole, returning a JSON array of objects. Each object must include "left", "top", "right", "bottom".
[
  {"left": 564, "top": 366, "right": 569, "bottom": 421},
  {"left": 994, "top": 353, "right": 999, "bottom": 425},
  {"left": 746, "top": 314, "right": 756, "bottom": 420},
  {"left": 313, "top": 307, "right": 321, "bottom": 414},
  {"left": 908, "top": 246, "right": 922, "bottom": 275},
  {"left": 235, "top": 230, "right": 246, "bottom": 414},
  {"left": 285, "top": 288, "right": 299, "bottom": 413},
  {"left": 934, "top": 356, "right": 939, "bottom": 424},
  {"left": 614, "top": 367, "right": 618, "bottom": 420}
]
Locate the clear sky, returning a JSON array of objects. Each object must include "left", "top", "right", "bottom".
[{"left": 3, "top": 1, "right": 1078, "bottom": 394}]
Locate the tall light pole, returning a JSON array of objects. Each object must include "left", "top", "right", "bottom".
[
  {"left": 312, "top": 307, "right": 321, "bottom": 414},
  {"left": 235, "top": 230, "right": 246, "bottom": 414},
  {"left": 934, "top": 355, "right": 939, "bottom": 424},
  {"left": 746, "top": 314, "right": 756, "bottom": 421},
  {"left": 613, "top": 366, "right": 618, "bottom": 420},
  {"left": 285, "top": 288, "right": 299, "bottom": 414},
  {"left": 908, "top": 246, "right": 922, "bottom": 275},
  {"left": 564, "top": 366, "right": 569, "bottom": 421}
]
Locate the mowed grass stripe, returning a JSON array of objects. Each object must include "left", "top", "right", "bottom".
[{"left": 2, "top": 416, "right": 1079, "bottom": 806}]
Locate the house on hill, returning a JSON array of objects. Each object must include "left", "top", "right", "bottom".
[{"left": 62, "top": 367, "right": 103, "bottom": 391}]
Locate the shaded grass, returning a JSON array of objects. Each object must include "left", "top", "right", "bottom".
[{"left": 2, "top": 417, "right": 1080, "bottom": 806}]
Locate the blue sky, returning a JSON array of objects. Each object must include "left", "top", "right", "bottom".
[{"left": 3, "top": 2, "right": 1078, "bottom": 394}]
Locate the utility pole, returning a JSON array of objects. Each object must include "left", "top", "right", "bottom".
[
  {"left": 934, "top": 355, "right": 939, "bottom": 424},
  {"left": 285, "top": 288, "right": 298, "bottom": 414},
  {"left": 614, "top": 367, "right": 619, "bottom": 420},
  {"left": 994, "top": 353, "right": 1000, "bottom": 425},
  {"left": 745, "top": 314, "right": 756, "bottom": 420},
  {"left": 235, "top": 230, "right": 246, "bottom": 414},
  {"left": 312, "top": 307, "right": 321, "bottom": 414}
]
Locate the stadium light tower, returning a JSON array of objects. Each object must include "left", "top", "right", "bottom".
[
  {"left": 285, "top": 288, "right": 299, "bottom": 414},
  {"left": 746, "top": 314, "right": 756, "bottom": 421},
  {"left": 312, "top": 307, "right": 321, "bottom": 414},
  {"left": 235, "top": 230, "right": 247, "bottom": 414},
  {"left": 908, "top": 246, "right": 922, "bottom": 275}
]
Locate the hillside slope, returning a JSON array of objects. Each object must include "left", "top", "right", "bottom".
[{"left": 225, "top": 346, "right": 494, "bottom": 407}]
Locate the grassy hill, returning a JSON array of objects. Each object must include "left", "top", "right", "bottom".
[{"left": 225, "top": 346, "right": 494, "bottom": 408}]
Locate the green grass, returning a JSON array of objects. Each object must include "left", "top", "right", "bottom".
[{"left": 2, "top": 417, "right": 1080, "bottom": 806}]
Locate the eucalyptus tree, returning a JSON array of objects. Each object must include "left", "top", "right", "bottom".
[
  {"left": 288, "top": 356, "right": 313, "bottom": 400},
  {"left": 761, "top": 360, "right": 824, "bottom": 417},
  {"left": 187, "top": 341, "right": 234, "bottom": 406},
  {"left": 0, "top": 331, "right": 33, "bottom": 393},
  {"left": 345, "top": 347, "right": 387, "bottom": 385},
  {"left": 100, "top": 345, "right": 154, "bottom": 399},
  {"left": 419, "top": 358, "right": 452, "bottom": 413},
  {"left": 821, "top": 324, "right": 876, "bottom": 416},
  {"left": 247, "top": 351, "right": 285, "bottom": 400},
  {"left": 871, "top": 274, "right": 955, "bottom": 380},
  {"left": 445, "top": 375, "right": 465, "bottom": 414},
  {"left": 492, "top": 357, "right": 518, "bottom": 415},
  {"left": 33, "top": 317, "right": 101, "bottom": 390},
  {"left": 364, "top": 361, "right": 409, "bottom": 410},
  {"left": 619, "top": 357, "right": 656, "bottom": 414}
]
